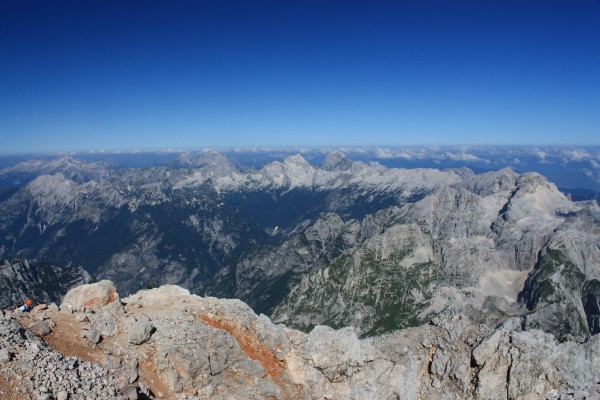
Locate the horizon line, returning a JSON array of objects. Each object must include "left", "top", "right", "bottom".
[{"left": 2, "top": 144, "right": 600, "bottom": 157}]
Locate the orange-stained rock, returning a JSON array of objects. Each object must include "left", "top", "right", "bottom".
[{"left": 60, "top": 280, "right": 122, "bottom": 313}]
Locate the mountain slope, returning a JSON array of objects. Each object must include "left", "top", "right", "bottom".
[{"left": 273, "top": 169, "right": 600, "bottom": 337}]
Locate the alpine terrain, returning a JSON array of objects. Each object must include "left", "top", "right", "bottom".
[
  {"left": 2, "top": 151, "right": 600, "bottom": 398},
  {"left": 2, "top": 152, "right": 600, "bottom": 339}
]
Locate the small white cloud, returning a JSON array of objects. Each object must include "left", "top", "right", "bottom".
[
  {"left": 535, "top": 151, "right": 547, "bottom": 162},
  {"left": 375, "top": 148, "right": 395, "bottom": 159},
  {"left": 441, "top": 152, "right": 481, "bottom": 162},
  {"left": 562, "top": 149, "right": 591, "bottom": 162}
]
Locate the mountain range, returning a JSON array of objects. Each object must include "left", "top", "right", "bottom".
[{"left": 1, "top": 151, "right": 600, "bottom": 340}]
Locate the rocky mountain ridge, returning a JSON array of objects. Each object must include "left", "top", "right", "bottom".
[
  {"left": 1, "top": 153, "right": 600, "bottom": 340},
  {"left": 2, "top": 280, "right": 600, "bottom": 400}
]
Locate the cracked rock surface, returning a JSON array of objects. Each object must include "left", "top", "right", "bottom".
[{"left": 3, "top": 280, "right": 600, "bottom": 399}]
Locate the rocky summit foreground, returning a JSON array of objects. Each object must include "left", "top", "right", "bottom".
[{"left": 2, "top": 281, "right": 600, "bottom": 400}]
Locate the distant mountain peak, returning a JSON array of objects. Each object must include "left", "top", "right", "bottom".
[
  {"left": 283, "top": 154, "right": 310, "bottom": 165},
  {"left": 321, "top": 151, "right": 353, "bottom": 171},
  {"left": 177, "top": 151, "right": 231, "bottom": 168}
]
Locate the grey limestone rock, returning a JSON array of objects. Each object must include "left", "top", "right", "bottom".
[
  {"left": 0, "top": 313, "right": 129, "bottom": 400},
  {"left": 128, "top": 320, "right": 154, "bottom": 345},
  {"left": 0, "top": 347, "right": 13, "bottom": 362},
  {"left": 82, "top": 329, "right": 101, "bottom": 344},
  {"left": 30, "top": 320, "right": 52, "bottom": 336},
  {"left": 119, "top": 384, "right": 138, "bottom": 399},
  {"left": 90, "top": 314, "right": 119, "bottom": 337},
  {"left": 8, "top": 271, "right": 600, "bottom": 400},
  {"left": 55, "top": 391, "right": 68, "bottom": 400},
  {"left": 306, "top": 325, "right": 373, "bottom": 383}
]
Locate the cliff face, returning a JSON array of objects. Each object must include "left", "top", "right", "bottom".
[
  {"left": 3, "top": 281, "right": 600, "bottom": 400},
  {"left": 0, "top": 258, "right": 92, "bottom": 309}
]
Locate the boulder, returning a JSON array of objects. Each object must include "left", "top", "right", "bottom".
[
  {"left": 128, "top": 320, "right": 154, "bottom": 345},
  {"left": 82, "top": 329, "right": 101, "bottom": 344},
  {"left": 30, "top": 320, "right": 52, "bottom": 336},
  {"left": 60, "top": 280, "right": 121, "bottom": 313}
]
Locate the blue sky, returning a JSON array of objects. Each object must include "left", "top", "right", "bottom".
[{"left": 1, "top": 0, "right": 599, "bottom": 153}]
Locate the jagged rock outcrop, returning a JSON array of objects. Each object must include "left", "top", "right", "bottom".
[
  {"left": 4, "top": 281, "right": 600, "bottom": 400},
  {"left": 0, "top": 258, "right": 92, "bottom": 310}
]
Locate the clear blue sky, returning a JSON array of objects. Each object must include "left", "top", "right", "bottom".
[{"left": 1, "top": 0, "right": 599, "bottom": 153}]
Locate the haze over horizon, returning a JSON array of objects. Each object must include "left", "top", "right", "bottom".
[{"left": 1, "top": 0, "right": 599, "bottom": 153}]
